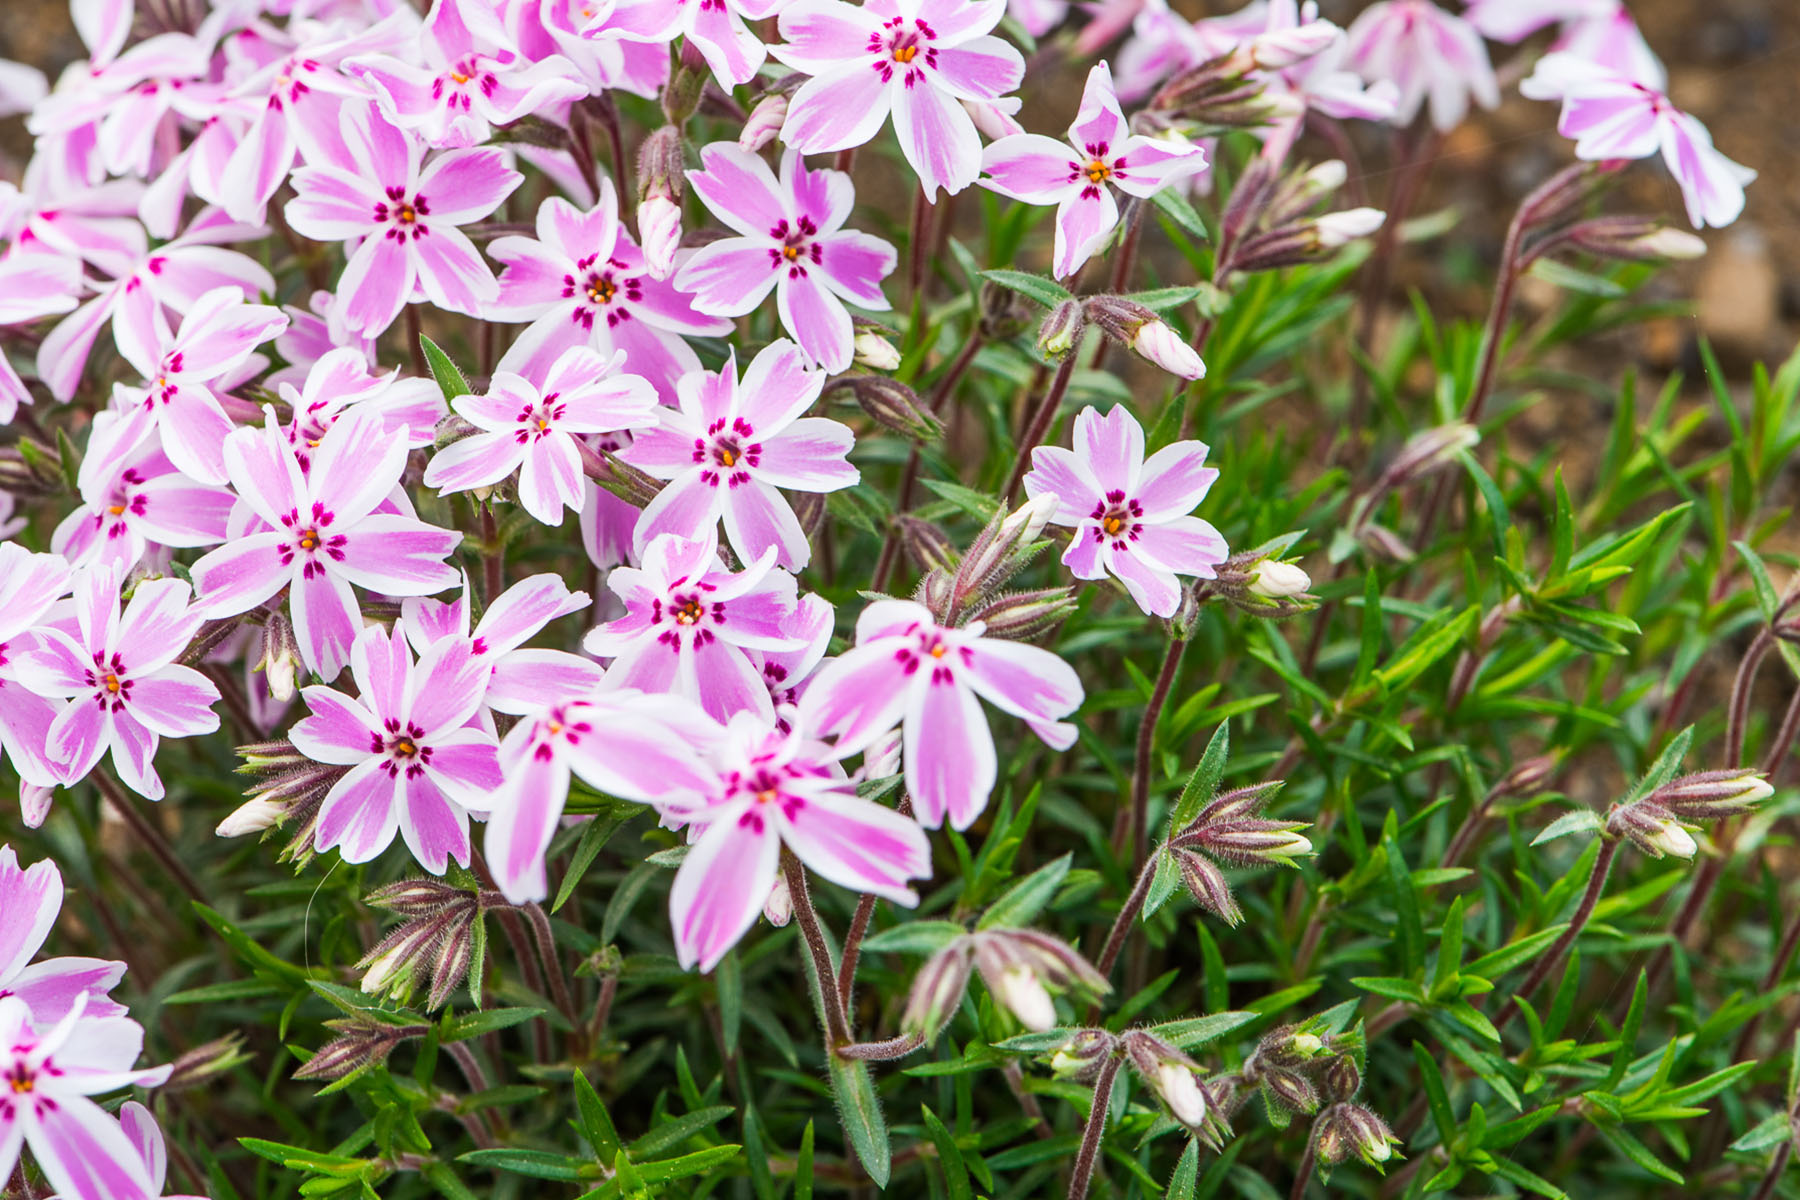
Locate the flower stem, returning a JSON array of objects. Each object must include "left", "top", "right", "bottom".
[
  {"left": 1289, "top": 1132, "right": 1318, "bottom": 1200},
  {"left": 1068, "top": 1055, "right": 1121, "bottom": 1200},
  {"left": 94, "top": 772, "right": 206, "bottom": 905},
  {"left": 1493, "top": 837, "right": 1619, "bottom": 1033},
  {"left": 835, "top": 893, "right": 877, "bottom": 1015},
  {"left": 835, "top": 1033, "right": 923, "bottom": 1061},
  {"left": 1094, "top": 851, "right": 1159, "bottom": 982},
  {"left": 1115, "top": 633, "right": 1186, "bottom": 863},
  {"left": 784, "top": 852, "right": 852, "bottom": 1048},
  {"left": 522, "top": 902, "right": 576, "bottom": 1024}
]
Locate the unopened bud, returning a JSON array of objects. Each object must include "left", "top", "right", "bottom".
[
  {"left": 953, "top": 496, "right": 1058, "bottom": 614},
  {"left": 1322, "top": 1055, "right": 1362, "bottom": 1103},
  {"left": 1155, "top": 1061, "right": 1208, "bottom": 1126},
  {"left": 1087, "top": 296, "right": 1204, "bottom": 379},
  {"left": 1491, "top": 755, "right": 1556, "bottom": 800},
  {"left": 1049, "top": 1029, "right": 1115, "bottom": 1081},
  {"left": 1651, "top": 770, "right": 1773, "bottom": 821},
  {"left": 216, "top": 796, "right": 288, "bottom": 837},
  {"left": 852, "top": 328, "right": 902, "bottom": 371},
  {"left": 1261, "top": 1065, "right": 1320, "bottom": 1114},
  {"left": 164, "top": 1034, "right": 251, "bottom": 1092},
  {"left": 257, "top": 609, "right": 300, "bottom": 703},
  {"left": 963, "top": 97, "right": 1025, "bottom": 140},
  {"left": 848, "top": 376, "right": 940, "bottom": 441},
  {"left": 1035, "top": 299, "right": 1085, "bottom": 360},
  {"left": 1607, "top": 801, "right": 1697, "bottom": 859},
  {"left": 980, "top": 280, "right": 1035, "bottom": 341},
  {"left": 1314, "top": 1103, "right": 1399, "bottom": 1169},
  {"left": 968, "top": 586, "right": 1079, "bottom": 640},
  {"left": 738, "top": 93, "right": 788, "bottom": 151},
  {"left": 763, "top": 877, "right": 792, "bottom": 927},
  {"left": 995, "top": 964, "right": 1057, "bottom": 1030},
  {"left": 898, "top": 517, "right": 957, "bottom": 575},
  {"left": 637, "top": 195, "right": 681, "bottom": 280},
  {"left": 1377, "top": 423, "right": 1480, "bottom": 494},
  {"left": 1174, "top": 848, "right": 1242, "bottom": 925},
  {"left": 903, "top": 939, "right": 976, "bottom": 1040},
  {"left": 1194, "top": 822, "right": 1312, "bottom": 866},
  {"left": 1249, "top": 559, "right": 1311, "bottom": 598},
  {"left": 861, "top": 727, "right": 904, "bottom": 781},
  {"left": 1314, "top": 207, "right": 1386, "bottom": 247},
  {"left": 19, "top": 784, "right": 52, "bottom": 828},
  {"left": 1562, "top": 215, "right": 1707, "bottom": 262}
]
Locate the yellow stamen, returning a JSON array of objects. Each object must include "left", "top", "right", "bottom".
[
  {"left": 299, "top": 530, "right": 319, "bottom": 551},
  {"left": 674, "top": 599, "right": 704, "bottom": 625},
  {"left": 107, "top": 504, "right": 126, "bottom": 516},
  {"left": 1102, "top": 515, "right": 1125, "bottom": 535},
  {"left": 104, "top": 674, "right": 121, "bottom": 694},
  {"left": 719, "top": 448, "right": 737, "bottom": 468},
  {"left": 394, "top": 739, "right": 417, "bottom": 757},
  {"left": 893, "top": 44, "right": 917, "bottom": 63},
  {"left": 1084, "top": 158, "right": 1111, "bottom": 185},
  {"left": 929, "top": 644, "right": 946, "bottom": 659}
]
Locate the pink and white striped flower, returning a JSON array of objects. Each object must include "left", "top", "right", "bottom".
[
  {"left": 14, "top": 565, "right": 221, "bottom": 802},
  {"left": 1344, "top": 0, "right": 1498, "bottom": 132},
  {"left": 773, "top": 0, "right": 1026, "bottom": 198},
  {"left": 423, "top": 345, "right": 659, "bottom": 526},
  {"left": 0, "top": 252, "right": 81, "bottom": 424},
  {"left": 488, "top": 188, "right": 731, "bottom": 400},
  {"left": 52, "top": 412, "right": 235, "bottom": 573},
  {"left": 189, "top": 408, "right": 464, "bottom": 680},
  {"left": 285, "top": 101, "right": 523, "bottom": 335},
  {"left": 276, "top": 347, "right": 448, "bottom": 470},
  {"left": 513, "top": 0, "right": 671, "bottom": 98},
  {"left": 595, "top": 0, "right": 788, "bottom": 88},
  {"left": 401, "top": 573, "right": 605, "bottom": 716},
  {"left": 623, "top": 339, "right": 858, "bottom": 569},
  {"left": 292, "top": 621, "right": 504, "bottom": 873},
  {"left": 676, "top": 146, "right": 897, "bottom": 372},
  {"left": 980, "top": 62, "right": 1207, "bottom": 279},
  {"left": 0, "top": 995, "right": 171, "bottom": 1200},
  {"left": 1521, "top": 52, "right": 1755, "bottom": 229},
  {"left": 585, "top": 530, "right": 806, "bottom": 724},
  {"left": 0, "top": 846, "right": 127, "bottom": 1025},
  {"left": 347, "top": 0, "right": 586, "bottom": 149},
  {"left": 799, "top": 599, "right": 1084, "bottom": 830},
  {"left": 662, "top": 712, "right": 931, "bottom": 972},
  {"left": 106, "top": 286, "right": 288, "bottom": 485},
  {"left": 484, "top": 692, "right": 719, "bottom": 904},
  {"left": 1024, "top": 404, "right": 1227, "bottom": 618},
  {"left": 113, "top": 1102, "right": 208, "bottom": 1200},
  {"left": 0, "top": 546, "right": 73, "bottom": 791},
  {"left": 1462, "top": 0, "right": 1663, "bottom": 87}
]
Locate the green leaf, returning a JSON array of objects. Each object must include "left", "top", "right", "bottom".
[
  {"left": 1531, "top": 809, "right": 1604, "bottom": 846},
  {"left": 795, "top": 1121, "right": 815, "bottom": 1200},
  {"left": 419, "top": 335, "right": 471, "bottom": 400},
  {"left": 456, "top": 1149, "right": 586, "bottom": 1182},
  {"left": 922, "top": 1106, "right": 972, "bottom": 1200},
  {"left": 979, "top": 269, "right": 1071, "bottom": 310},
  {"left": 977, "top": 853, "right": 1072, "bottom": 930},
  {"left": 857, "top": 921, "right": 967, "bottom": 955},
  {"left": 572, "top": 1071, "right": 622, "bottom": 1161},
  {"left": 1143, "top": 1011, "right": 1257, "bottom": 1050},
  {"left": 441, "top": 1007, "right": 545, "bottom": 1042},
  {"left": 1594, "top": 1125, "right": 1683, "bottom": 1184},
  {"left": 1169, "top": 724, "right": 1230, "bottom": 832}
]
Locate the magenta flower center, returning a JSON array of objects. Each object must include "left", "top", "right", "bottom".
[
  {"left": 84, "top": 651, "right": 130, "bottom": 713},
  {"left": 651, "top": 582, "right": 726, "bottom": 650},
  {"left": 870, "top": 18, "right": 938, "bottom": 84},
  {"left": 150, "top": 352, "right": 186, "bottom": 405},
  {"left": 5, "top": 1061, "right": 34, "bottom": 1093},
  {"left": 513, "top": 392, "right": 569, "bottom": 443},
  {"left": 1091, "top": 489, "right": 1145, "bottom": 547},
  {"left": 563, "top": 254, "right": 643, "bottom": 330},
  {"left": 374, "top": 186, "right": 431, "bottom": 243},
  {"left": 767, "top": 217, "right": 822, "bottom": 278},
  {"left": 1070, "top": 142, "right": 1130, "bottom": 199},
  {"left": 894, "top": 628, "right": 970, "bottom": 685},
  {"left": 694, "top": 417, "right": 761, "bottom": 488},
  {"left": 436, "top": 57, "right": 500, "bottom": 112},
  {"left": 279, "top": 502, "right": 348, "bottom": 578},
  {"left": 374, "top": 719, "right": 433, "bottom": 778}
]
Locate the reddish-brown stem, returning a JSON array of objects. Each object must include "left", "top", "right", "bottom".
[
  {"left": 1003, "top": 354, "right": 1078, "bottom": 505},
  {"left": 871, "top": 334, "right": 986, "bottom": 593},
  {"left": 835, "top": 893, "right": 877, "bottom": 1014},
  {"left": 1493, "top": 837, "right": 1619, "bottom": 1033},
  {"left": 1093, "top": 853, "right": 1159, "bottom": 983},
  {"left": 1068, "top": 1056, "right": 1122, "bottom": 1200},
  {"left": 835, "top": 1033, "right": 923, "bottom": 1061},
  {"left": 784, "top": 852, "right": 852, "bottom": 1048},
  {"left": 94, "top": 772, "right": 206, "bottom": 905}
]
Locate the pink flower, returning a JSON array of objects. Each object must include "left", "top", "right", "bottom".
[
  {"left": 276, "top": 347, "right": 447, "bottom": 469},
  {"left": 1024, "top": 405, "right": 1227, "bottom": 617},
  {"left": 347, "top": 0, "right": 586, "bottom": 149},
  {"left": 511, "top": 0, "right": 671, "bottom": 97},
  {"left": 105, "top": 286, "right": 288, "bottom": 485},
  {"left": 484, "top": 692, "right": 719, "bottom": 903},
  {"left": 596, "top": 0, "right": 787, "bottom": 87},
  {"left": 623, "top": 339, "right": 857, "bottom": 569},
  {"left": 0, "top": 846, "right": 127, "bottom": 1026},
  {"left": 0, "top": 546, "right": 74, "bottom": 791},
  {"left": 584, "top": 530, "right": 806, "bottom": 724},
  {"left": 424, "top": 345, "right": 658, "bottom": 526},
  {"left": 285, "top": 102, "right": 522, "bottom": 335},
  {"left": 662, "top": 712, "right": 932, "bottom": 972},
  {"left": 799, "top": 599, "right": 1084, "bottom": 829},
  {"left": 14, "top": 565, "right": 221, "bottom": 801},
  {"left": 1547, "top": 6, "right": 1665, "bottom": 90},
  {"left": 773, "top": 0, "right": 1026, "bottom": 198},
  {"left": 0, "top": 253, "right": 81, "bottom": 424},
  {"left": 488, "top": 188, "right": 731, "bottom": 399},
  {"left": 676, "top": 145, "right": 897, "bottom": 372},
  {"left": 981, "top": 62, "right": 1206, "bottom": 279},
  {"left": 0, "top": 995, "right": 171, "bottom": 1200},
  {"left": 1521, "top": 53, "right": 1754, "bottom": 229},
  {"left": 115, "top": 1102, "right": 208, "bottom": 1200},
  {"left": 292, "top": 621, "right": 504, "bottom": 873},
  {"left": 189, "top": 408, "right": 464, "bottom": 680},
  {"left": 37, "top": 212, "right": 275, "bottom": 404},
  {"left": 755, "top": 591, "right": 835, "bottom": 717},
  {"left": 401, "top": 573, "right": 606, "bottom": 715},
  {"left": 53, "top": 412, "right": 235, "bottom": 573},
  {"left": 1344, "top": 0, "right": 1498, "bottom": 132}
]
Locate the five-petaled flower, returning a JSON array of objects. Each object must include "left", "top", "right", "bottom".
[
  {"left": 660, "top": 711, "right": 933, "bottom": 972},
  {"left": 1344, "top": 0, "right": 1498, "bottom": 133},
  {"left": 291, "top": 621, "right": 505, "bottom": 873},
  {"left": 981, "top": 61, "right": 1207, "bottom": 279},
  {"left": 285, "top": 101, "right": 522, "bottom": 335},
  {"left": 596, "top": 0, "right": 790, "bottom": 87},
  {"left": 585, "top": 530, "right": 806, "bottom": 724},
  {"left": 774, "top": 0, "right": 1026, "bottom": 198},
  {"left": 15, "top": 564, "right": 221, "bottom": 801},
  {"left": 677, "top": 145, "right": 897, "bottom": 371},
  {"left": 800, "top": 599, "right": 1084, "bottom": 829},
  {"left": 190, "top": 407, "right": 464, "bottom": 680},
  {"left": 0, "top": 845, "right": 128, "bottom": 1026},
  {"left": 52, "top": 411, "right": 235, "bottom": 574},
  {"left": 1023, "top": 404, "right": 1228, "bottom": 618},
  {"left": 624, "top": 339, "right": 859, "bottom": 569},
  {"left": 423, "top": 345, "right": 660, "bottom": 526}
]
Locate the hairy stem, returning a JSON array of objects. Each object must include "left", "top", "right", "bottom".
[
  {"left": 1094, "top": 849, "right": 1160, "bottom": 982},
  {"left": 1003, "top": 354, "right": 1078, "bottom": 505},
  {"left": 1493, "top": 837, "right": 1619, "bottom": 1033},
  {"left": 835, "top": 1033, "right": 923, "bottom": 1061},
  {"left": 784, "top": 852, "right": 852, "bottom": 1047},
  {"left": 1068, "top": 1056, "right": 1122, "bottom": 1200},
  {"left": 835, "top": 893, "right": 878, "bottom": 1016},
  {"left": 95, "top": 772, "right": 206, "bottom": 905}
]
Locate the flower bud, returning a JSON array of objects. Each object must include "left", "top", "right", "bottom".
[
  {"left": 1249, "top": 559, "right": 1311, "bottom": 598},
  {"left": 1491, "top": 754, "right": 1557, "bottom": 800},
  {"left": 1562, "top": 215, "right": 1707, "bottom": 262},
  {"left": 215, "top": 796, "right": 288, "bottom": 838},
  {"left": 1607, "top": 800, "right": 1697, "bottom": 859},
  {"left": 1322, "top": 1054, "right": 1362, "bottom": 1103},
  {"left": 365, "top": 878, "right": 470, "bottom": 917},
  {"left": 847, "top": 376, "right": 941, "bottom": 441},
  {"left": 861, "top": 727, "right": 904, "bottom": 781},
  {"left": 637, "top": 195, "right": 682, "bottom": 280},
  {"left": 163, "top": 1034, "right": 251, "bottom": 1092},
  {"left": 1174, "top": 848, "right": 1242, "bottom": 925},
  {"left": 1155, "top": 1061, "right": 1208, "bottom": 1126},
  {"left": 1261, "top": 1065, "right": 1320, "bottom": 1114},
  {"left": 980, "top": 280, "right": 1036, "bottom": 341},
  {"left": 791, "top": 490, "right": 826, "bottom": 541},
  {"left": 1247, "top": 20, "right": 1338, "bottom": 70},
  {"left": 994, "top": 965, "right": 1056, "bottom": 1030},
  {"left": 1193, "top": 822, "right": 1312, "bottom": 866},
  {"left": 1035, "top": 299, "right": 1085, "bottom": 360},
  {"left": 963, "top": 97, "right": 1025, "bottom": 140},
  {"left": 903, "top": 939, "right": 976, "bottom": 1040},
  {"left": 968, "top": 586, "right": 1080, "bottom": 641},
  {"left": 1300, "top": 159, "right": 1347, "bottom": 197},
  {"left": 636, "top": 126, "right": 686, "bottom": 280},
  {"left": 294, "top": 1017, "right": 428, "bottom": 1083},
  {"left": 738, "top": 93, "right": 788, "bottom": 151},
  {"left": 953, "top": 495, "right": 1059, "bottom": 613},
  {"left": 898, "top": 517, "right": 958, "bottom": 575},
  {"left": 19, "top": 784, "right": 52, "bottom": 829},
  {"left": 1651, "top": 770, "right": 1774, "bottom": 821},
  {"left": 1049, "top": 1029, "right": 1115, "bottom": 1081},
  {"left": 763, "top": 876, "right": 793, "bottom": 927},
  {"left": 1314, "top": 207, "right": 1386, "bottom": 247},
  {"left": 256, "top": 609, "right": 301, "bottom": 703},
  {"left": 1086, "top": 296, "right": 1205, "bottom": 379},
  {"left": 1314, "top": 1103, "right": 1399, "bottom": 1169},
  {"left": 852, "top": 328, "right": 903, "bottom": 371}
]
